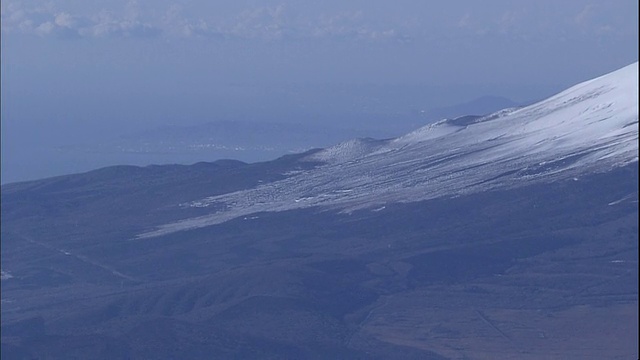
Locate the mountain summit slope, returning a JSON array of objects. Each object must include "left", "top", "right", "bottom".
[
  {"left": 139, "top": 62, "right": 639, "bottom": 239},
  {"left": 2, "top": 64, "right": 637, "bottom": 360}
]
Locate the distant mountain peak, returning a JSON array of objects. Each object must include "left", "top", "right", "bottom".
[
  {"left": 424, "top": 94, "right": 521, "bottom": 121},
  {"left": 137, "top": 63, "right": 638, "bottom": 239}
]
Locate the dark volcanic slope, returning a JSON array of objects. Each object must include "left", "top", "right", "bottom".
[
  {"left": 1, "top": 155, "right": 637, "bottom": 359},
  {"left": 2, "top": 64, "right": 638, "bottom": 359}
]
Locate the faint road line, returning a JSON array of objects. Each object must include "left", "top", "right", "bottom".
[
  {"left": 346, "top": 297, "right": 389, "bottom": 348},
  {"left": 14, "top": 233, "right": 140, "bottom": 283},
  {"left": 475, "top": 309, "right": 511, "bottom": 341}
]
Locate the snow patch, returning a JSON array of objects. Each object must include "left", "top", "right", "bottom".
[
  {"left": 137, "top": 62, "right": 639, "bottom": 239},
  {"left": 608, "top": 193, "right": 636, "bottom": 206},
  {"left": 1, "top": 270, "right": 14, "bottom": 280},
  {"left": 307, "top": 138, "right": 387, "bottom": 163}
]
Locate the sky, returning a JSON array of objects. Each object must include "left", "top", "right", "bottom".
[{"left": 1, "top": 0, "right": 638, "bottom": 183}]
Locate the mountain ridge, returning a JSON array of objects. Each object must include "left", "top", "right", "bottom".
[
  {"left": 1, "top": 63, "right": 637, "bottom": 360},
  {"left": 137, "top": 62, "right": 638, "bottom": 239}
]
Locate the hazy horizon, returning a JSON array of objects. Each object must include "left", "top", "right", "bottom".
[{"left": 1, "top": 0, "right": 638, "bottom": 183}]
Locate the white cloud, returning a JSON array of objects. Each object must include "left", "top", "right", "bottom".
[
  {"left": 451, "top": 3, "right": 623, "bottom": 41},
  {"left": 595, "top": 24, "right": 614, "bottom": 35},
  {"left": 124, "top": 0, "right": 140, "bottom": 22},
  {"left": 34, "top": 21, "right": 54, "bottom": 35},
  {"left": 574, "top": 3, "right": 595, "bottom": 25},
  {"left": 1, "top": 1, "right": 160, "bottom": 39},
  {"left": 570, "top": 3, "right": 620, "bottom": 37},
  {"left": 307, "top": 10, "right": 406, "bottom": 42},
  {"left": 1, "top": 1, "right": 407, "bottom": 43},
  {"left": 227, "top": 4, "right": 288, "bottom": 40},
  {"left": 54, "top": 12, "right": 73, "bottom": 27},
  {"left": 457, "top": 13, "right": 471, "bottom": 28}
]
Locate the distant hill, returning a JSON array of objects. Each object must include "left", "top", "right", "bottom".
[
  {"left": 1, "top": 63, "right": 637, "bottom": 359},
  {"left": 424, "top": 95, "right": 520, "bottom": 121}
]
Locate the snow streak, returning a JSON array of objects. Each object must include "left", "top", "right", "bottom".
[{"left": 138, "top": 63, "right": 638, "bottom": 239}]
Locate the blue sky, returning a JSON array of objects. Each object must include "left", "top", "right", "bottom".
[
  {"left": 1, "top": 0, "right": 638, "bottom": 182},
  {"left": 2, "top": 1, "right": 637, "bottom": 121}
]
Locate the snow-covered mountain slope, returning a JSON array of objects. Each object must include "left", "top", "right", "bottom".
[{"left": 138, "top": 63, "right": 638, "bottom": 239}]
